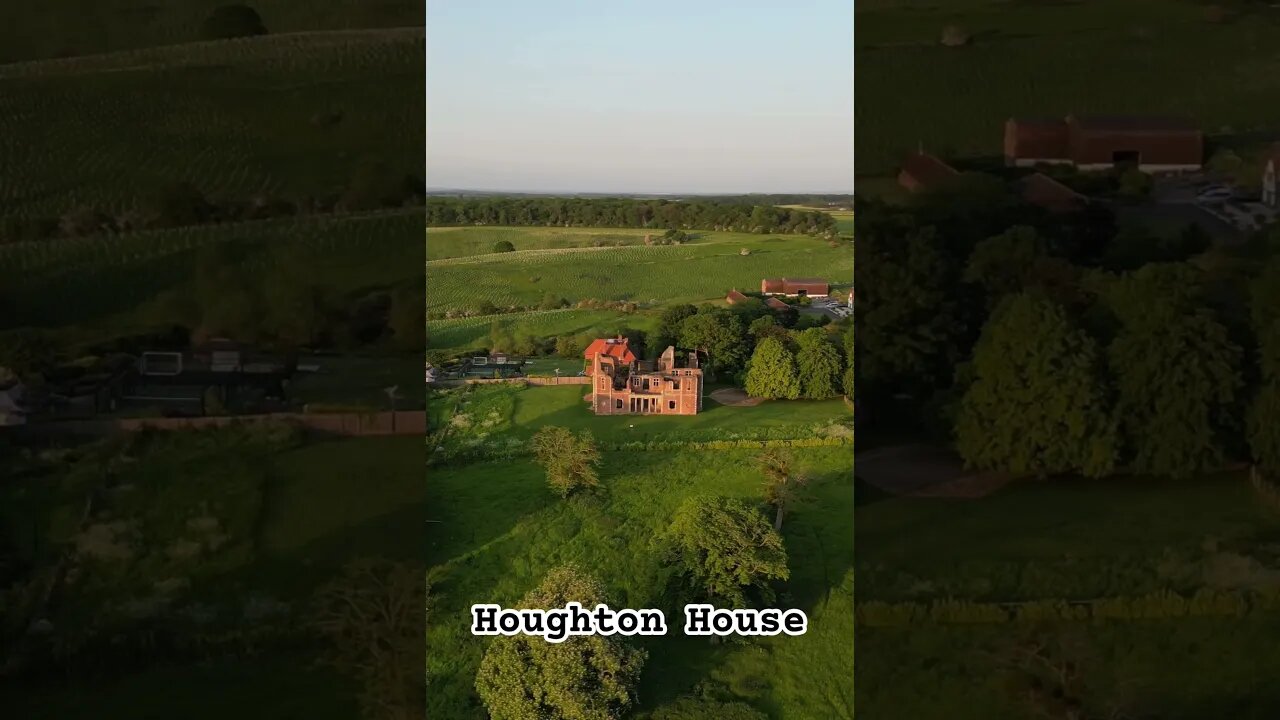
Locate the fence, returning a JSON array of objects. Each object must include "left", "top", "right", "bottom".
[
  {"left": 433, "top": 376, "right": 590, "bottom": 387},
  {"left": 29, "top": 411, "right": 427, "bottom": 437}
]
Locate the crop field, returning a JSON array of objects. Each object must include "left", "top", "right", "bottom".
[
  {"left": 425, "top": 230, "right": 850, "bottom": 313},
  {"left": 427, "top": 308, "right": 642, "bottom": 352},
  {"left": 0, "top": 209, "right": 423, "bottom": 332},
  {"left": 427, "top": 446, "right": 854, "bottom": 719},
  {"left": 857, "top": 0, "right": 1280, "bottom": 174},
  {"left": 0, "top": 1, "right": 422, "bottom": 63},
  {"left": 0, "top": 28, "right": 423, "bottom": 219},
  {"left": 426, "top": 226, "right": 657, "bottom": 260}
]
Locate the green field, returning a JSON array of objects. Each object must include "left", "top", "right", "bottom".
[
  {"left": 428, "top": 447, "right": 854, "bottom": 719},
  {"left": 426, "top": 231, "right": 848, "bottom": 312},
  {"left": 427, "top": 226, "right": 658, "bottom": 260},
  {"left": 0, "top": 432, "right": 424, "bottom": 717},
  {"left": 1, "top": 209, "right": 423, "bottom": 333},
  {"left": 855, "top": 470, "right": 1280, "bottom": 717},
  {"left": 0, "top": 29, "right": 422, "bottom": 220},
  {"left": 427, "top": 308, "right": 643, "bottom": 352},
  {"left": 857, "top": 0, "right": 1280, "bottom": 175}
]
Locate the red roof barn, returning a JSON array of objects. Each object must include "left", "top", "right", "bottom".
[
  {"left": 725, "top": 289, "right": 750, "bottom": 305},
  {"left": 897, "top": 152, "right": 959, "bottom": 193},
  {"left": 761, "top": 278, "right": 829, "bottom": 297},
  {"left": 1004, "top": 115, "right": 1203, "bottom": 172},
  {"left": 765, "top": 297, "right": 790, "bottom": 311}
]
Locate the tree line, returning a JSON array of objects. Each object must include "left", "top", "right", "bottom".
[
  {"left": 855, "top": 170, "right": 1280, "bottom": 480},
  {"left": 425, "top": 197, "right": 839, "bottom": 236}
]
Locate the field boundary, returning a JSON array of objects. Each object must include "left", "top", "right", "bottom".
[{"left": 25, "top": 411, "right": 426, "bottom": 437}]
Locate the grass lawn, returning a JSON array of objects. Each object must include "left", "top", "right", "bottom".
[
  {"left": 433, "top": 384, "right": 852, "bottom": 453},
  {"left": 428, "top": 308, "right": 647, "bottom": 353},
  {"left": 856, "top": 471, "right": 1280, "bottom": 602},
  {"left": 427, "top": 226, "right": 658, "bottom": 260},
  {"left": 426, "top": 446, "right": 854, "bottom": 719},
  {"left": 520, "top": 356, "right": 586, "bottom": 376}
]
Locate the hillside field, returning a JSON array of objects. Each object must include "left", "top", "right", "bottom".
[
  {"left": 855, "top": 470, "right": 1280, "bottom": 717},
  {"left": 427, "top": 381, "right": 854, "bottom": 719},
  {"left": 0, "top": 28, "right": 423, "bottom": 220},
  {"left": 857, "top": 0, "right": 1280, "bottom": 175}
]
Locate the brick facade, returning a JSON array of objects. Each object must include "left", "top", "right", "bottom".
[{"left": 585, "top": 340, "right": 703, "bottom": 415}]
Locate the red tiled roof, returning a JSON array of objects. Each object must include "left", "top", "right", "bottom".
[
  {"left": 1020, "top": 173, "right": 1086, "bottom": 214},
  {"left": 761, "top": 278, "right": 784, "bottom": 293},
  {"left": 765, "top": 297, "right": 790, "bottom": 310},
  {"left": 726, "top": 289, "right": 749, "bottom": 305},
  {"left": 898, "top": 152, "right": 959, "bottom": 191},
  {"left": 1004, "top": 118, "right": 1070, "bottom": 161},
  {"left": 584, "top": 337, "right": 636, "bottom": 364}
]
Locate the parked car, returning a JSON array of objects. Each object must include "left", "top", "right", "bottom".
[{"left": 1196, "top": 185, "right": 1234, "bottom": 204}]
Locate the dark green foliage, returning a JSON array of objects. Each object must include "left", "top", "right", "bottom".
[
  {"left": 1102, "top": 264, "right": 1243, "bottom": 478},
  {"left": 652, "top": 304, "right": 698, "bottom": 352},
  {"left": 427, "top": 198, "right": 838, "bottom": 236},
  {"left": 646, "top": 697, "right": 768, "bottom": 720},
  {"left": 200, "top": 5, "right": 268, "bottom": 40},
  {"left": 963, "top": 225, "right": 1048, "bottom": 308},
  {"left": 954, "top": 293, "right": 1118, "bottom": 477},
  {"left": 148, "top": 182, "right": 215, "bottom": 229},
  {"left": 745, "top": 337, "right": 801, "bottom": 400},
  {"left": 492, "top": 240, "right": 516, "bottom": 253},
  {"left": 679, "top": 310, "right": 748, "bottom": 376},
  {"left": 475, "top": 565, "right": 646, "bottom": 720},
  {"left": 794, "top": 328, "right": 844, "bottom": 399},
  {"left": 663, "top": 495, "right": 789, "bottom": 606}
]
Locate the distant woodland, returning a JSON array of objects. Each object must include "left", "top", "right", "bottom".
[{"left": 425, "top": 198, "right": 840, "bottom": 235}]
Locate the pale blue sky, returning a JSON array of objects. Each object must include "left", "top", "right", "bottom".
[{"left": 426, "top": 1, "right": 853, "bottom": 194}]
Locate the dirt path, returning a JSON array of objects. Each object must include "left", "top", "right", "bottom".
[
  {"left": 708, "top": 388, "right": 764, "bottom": 407},
  {"left": 857, "top": 444, "right": 1012, "bottom": 499}
]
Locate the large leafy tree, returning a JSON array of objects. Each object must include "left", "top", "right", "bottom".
[
  {"left": 758, "top": 449, "right": 809, "bottom": 531},
  {"left": 794, "top": 328, "right": 843, "bottom": 399},
  {"left": 531, "top": 427, "right": 602, "bottom": 497},
  {"left": 1103, "top": 264, "right": 1243, "bottom": 478},
  {"left": 744, "top": 337, "right": 801, "bottom": 400},
  {"left": 679, "top": 309, "right": 748, "bottom": 376},
  {"left": 651, "top": 304, "right": 697, "bottom": 353},
  {"left": 476, "top": 565, "right": 646, "bottom": 720},
  {"left": 954, "top": 292, "right": 1118, "bottom": 477},
  {"left": 663, "top": 495, "right": 789, "bottom": 606},
  {"left": 963, "top": 225, "right": 1048, "bottom": 309}
]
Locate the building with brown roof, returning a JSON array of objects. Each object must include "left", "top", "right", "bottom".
[
  {"left": 1004, "top": 115, "right": 1203, "bottom": 173},
  {"left": 760, "top": 278, "right": 829, "bottom": 297},
  {"left": 584, "top": 337, "right": 703, "bottom": 415},
  {"left": 897, "top": 151, "right": 959, "bottom": 192},
  {"left": 1019, "top": 172, "right": 1087, "bottom": 214},
  {"left": 765, "top": 296, "right": 790, "bottom": 311},
  {"left": 725, "top": 289, "right": 750, "bottom": 305}
]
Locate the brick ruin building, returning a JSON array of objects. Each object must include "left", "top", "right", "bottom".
[{"left": 583, "top": 337, "right": 704, "bottom": 415}]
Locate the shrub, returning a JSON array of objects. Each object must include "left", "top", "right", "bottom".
[
  {"left": 492, "top": 240, "right": 515, "bottom": 253},
  {"left": 200, "top": 5, "right": 268, "bottom": 40},
  {"left": 940, "top": 25, "right": 970, "bottom": 47}
]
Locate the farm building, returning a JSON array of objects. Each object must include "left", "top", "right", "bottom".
[
  {"left": 1004, "top": 115, "right": 1203, "bottom": 173},
  {"left": 725, "top": 289, "right": 750, "bottom": 305},
  {"left": 1019, "top": 172, "right": 1087, "bottom": 214},
  {"left": 765, "top": 296, "right": 790, "bottom": 311},
  {"left": 761, "top": 277, "right": 829, "bottom": 297},
  {"left": 584, "top": 337, "right": 703, "bottom": 416},
  {"left": 897, "top": 151, "right": 959, "bottom": 192},
  {"left": 1264, "top": 145, "right": 1280, "bottom": 208}
]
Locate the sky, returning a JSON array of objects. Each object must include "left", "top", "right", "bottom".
[{"left": 426, "top": 1, "right": 854, "bottom": 194}]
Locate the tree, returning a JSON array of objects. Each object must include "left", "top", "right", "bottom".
[
  {"left": 311, "top": 558, "right": 425, "bottom": 720},
  {"left": 679, "top": 310, "right": 747, "bottom": 376},
  {"left": 664, "top": 495, "right": 789, "bottom": 606},
  {"left": 489, "top": 322, "right": 516, "bottom": 354},
  {"left": 794, "top": 328, "right": 843, "bottom": 399},
  {"left": 476, "top": 565, "right": 646, "bottom": 720},
  {"left": 963, "top": 225, "right": 1048, "bottom": 308},
  {"left": 744, "top": 337, "right": 801, "bottom": 400},
  {"left": 539, "top": 292, "right": 564, "bottom": 310},
  {"left": 954, "top": 293, "right": 1118, "bottom": 478},
  {"left": 652, "top": 304, "right": 698, "bottom": 351},
  {"left": 531, "top": 426, "right": 602, "bottom": 496},
  {"left": 493, "top": 240, "right": 516, "bottom": 253},
  {"left": 555, "top": 334, "right": 587, "bottom": 358},
  {"left": 758, "top": 449, "right": 809, "bottom": 531},
  {"left": 748, "top": 315, "right": 790, "bottom": 347},
  {"left": 200, "top": 5, "right": 268, "bottom": 40},
  {"left": 1103, "top": 264, "right": 1243, "bottom": 478}
]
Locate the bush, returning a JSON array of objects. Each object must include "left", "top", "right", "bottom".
[
  {"left": 492, "top": 240, "right": 515, "bottom": 253},
  {"left": 940, "top": 25, "right": 970, "bottom": 47},
  {"left": 200, "top": 5, "right": 268, "bottom": 40}
]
